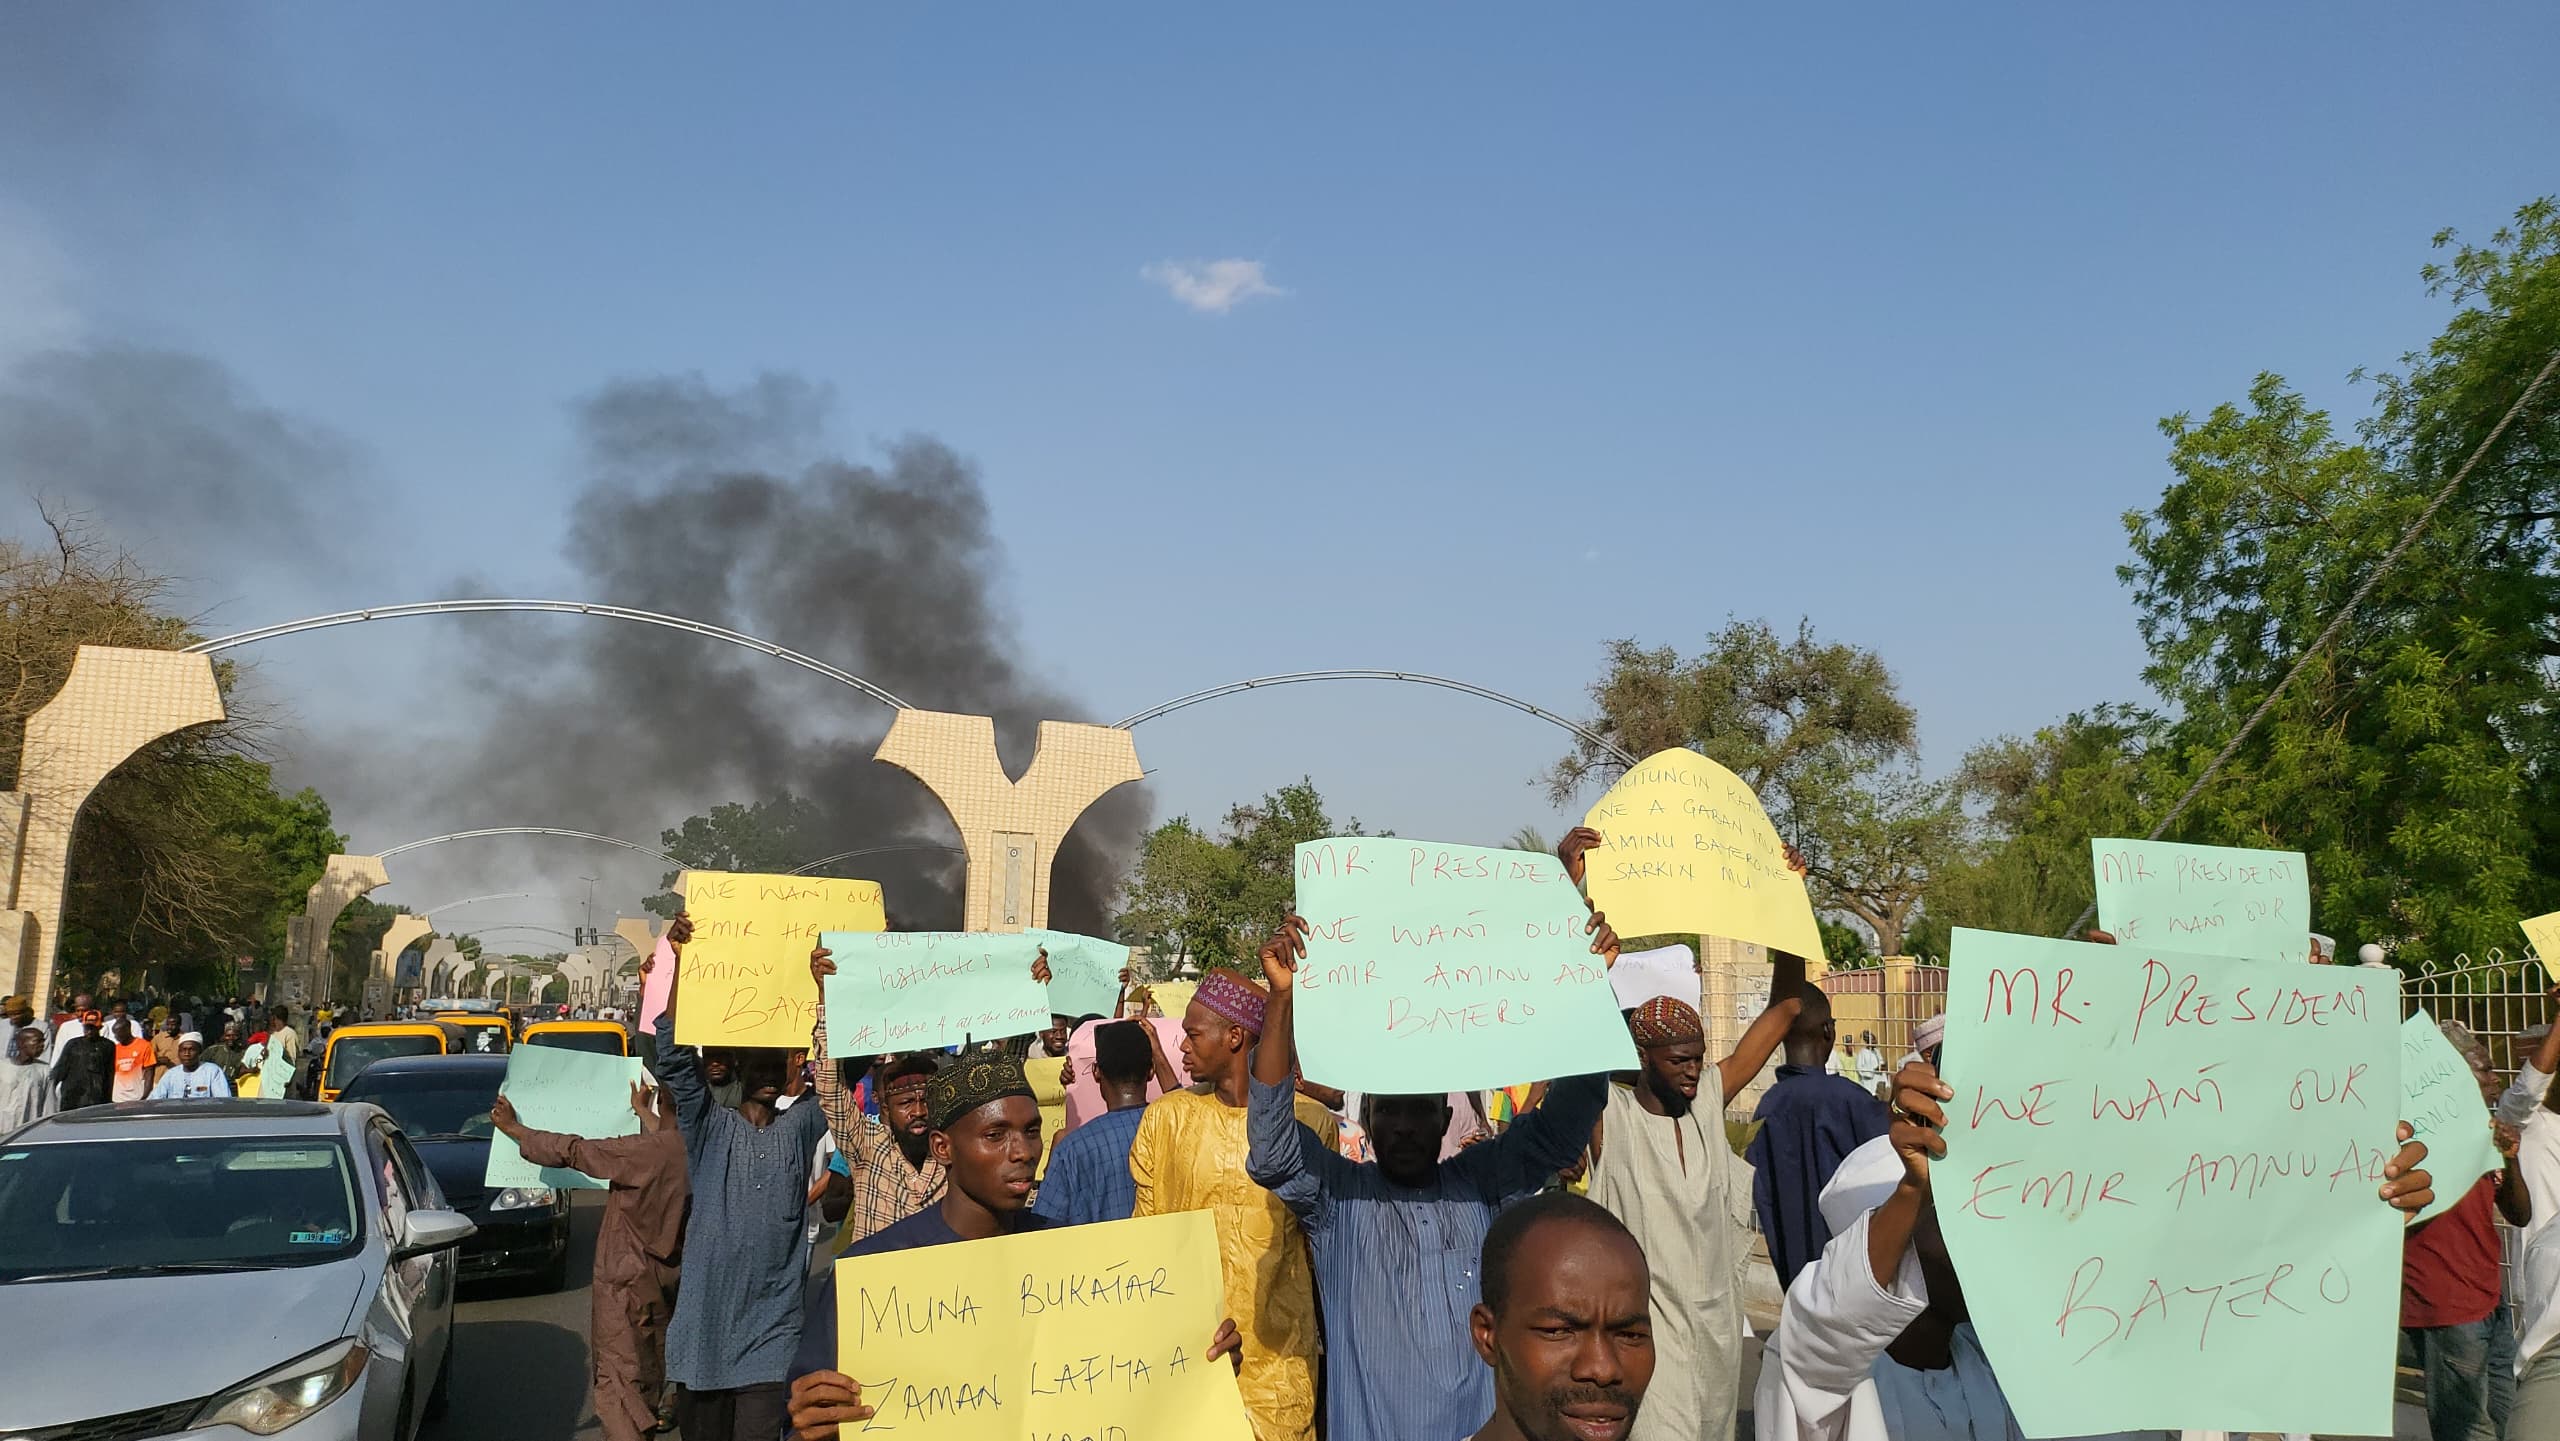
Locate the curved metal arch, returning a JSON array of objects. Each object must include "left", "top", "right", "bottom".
[
  {"left": 788, "top": 842, "right": 970, "bottom": 876},
  {"left": 376, "top": 827, "right": 685, "bottom": 871},
  {"left": 419, "top": 892, "right": 533, "bottom": 918},
  {"left": 187, "top": 599, "right": 911, "bottom": 713},
  {"left": 1114, "top": 670, "right": 1637, "bottom": 768}
]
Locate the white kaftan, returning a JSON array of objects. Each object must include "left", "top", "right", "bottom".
[{"left": 1591, "top": 1076, "right": 1743, "bottom": 1441}]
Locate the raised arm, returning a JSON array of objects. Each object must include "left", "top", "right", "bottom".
[
  {"left": 651, "top": 914, "right": 711, "bottom": 1136},
  {"left": 1244, "top": 916, "right": 1349, "bottom": 1221},
  {"left": 1454, "top": 1071, "right": 1610, "bottom": 1199},
  {"left": 806, "top": 942, "right": 883, "bottom": 1160},
  {"left": 2500, "top": 994, "right": 2560, "bottom": 1128},
  {"left": 1718, "top": 948, "right": 1806, "bottom": 1104}
]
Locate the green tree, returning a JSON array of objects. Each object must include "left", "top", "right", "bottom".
[
  {"left": 645, "top": 793, "right": 825, "bottom": 916},
  {"left": 1547, "top": 619, "right": 1960, "bottom": 956},
  {"left": 2, "top": 516, "right": 348, "bottom": 998},
  {"left": 1120, "top": 779, "right": 1362, "bottom": 974},
  {"left": 1905, "top": 707, "right": 2165, "bottom": 960},
  {"left": 2023, "top": 198, "right": 2560, "bottom": 970}
]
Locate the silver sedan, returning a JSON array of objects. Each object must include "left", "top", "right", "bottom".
[{"left": 0, "top": 1097, "right": 474, "bottom": 1439}]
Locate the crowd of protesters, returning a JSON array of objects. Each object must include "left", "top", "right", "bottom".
[{"left": 16, "top": 816, "right": 2542, "bottom": 1441}]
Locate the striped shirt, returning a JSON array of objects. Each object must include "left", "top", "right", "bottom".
[
  {"left": 1032, "top": 1105, "right": 1145, "bottom": 1225},
  {"left": 1245, "top": 1071, "right": 1610, "bottom": 1441},
  {"left": 812, "top": 1010, "right": 947, "bottom": 1243}
]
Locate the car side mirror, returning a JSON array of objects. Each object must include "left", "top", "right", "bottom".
[{"left": 393, "top": 1208, "right": 476, "bottom": 1260}]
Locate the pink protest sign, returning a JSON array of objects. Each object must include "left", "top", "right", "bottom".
[{"left": 637, "top": 936, "right": 677, "bottom": 1031}]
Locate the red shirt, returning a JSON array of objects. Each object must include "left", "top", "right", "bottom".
[{"left": 2402, "top": 1174, "right": 2502, "bottom": 1328}]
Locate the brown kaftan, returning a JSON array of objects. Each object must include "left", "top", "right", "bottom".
[{"left": 515, "top": 1123, "right": 690, "bottom": 1441}]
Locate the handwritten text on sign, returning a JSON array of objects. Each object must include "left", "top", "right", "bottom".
[
  {"left": 2091, "top": 838, "right": 2313, "bottom": 964},
  {"left": 1289, "top": 838, "right": 1638, "bottom": 1092},
  {"left": 674, "top": 871, "right": 885, "bottom": 1049},
  {"left": 835, "top": 1209, "right": 1253, "bottom": 1441},
  {"left": 1932, "top": 928, "right": 2401, "bottom": 1437},
  {"left": 2399, "top": 1010, "right": 2500, "bottom": 1225},
  {"left": 817, "top": 931, "right": 1054, "bottom": 1057},
  {"left": 1025, "top": 928, "right": 1131, "bottom": 1023},
  {"left": 1579, "top": 747, "right": 1825, "bottom": 959}
]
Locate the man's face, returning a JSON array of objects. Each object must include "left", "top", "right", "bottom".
[
  {"left": 11, "top": 1030, "right": 40, "bottom": 1063},
  {"left": 178, "top": 1040, "right": 201, "bottom": 1067},
  {"left": 222, "top": 1024, "right": 239, "bottom": 1044},
  {"left": 1640, "top": 1040, "right": 1704, "bottom": 1112},
  {"left": 734, "top": 1051, "right": 786, "bottom": 1105},
  {"left": 883, "top": 1077, "right": 934, "bottom": 1159},
  {"left": 1041, "top": 1019, "right": 1070, "bottom": 1055},
  {"left": 71, "top": 995, "right": 90, "bottom": 1013},
  {"left": 931, "top": 1096, "right": 1042, "bottom": 1212},
  {"left": 704, "top": 1051, "right": 735, "bottom": 1085},
  {"left": 1471, "top": 1220, "right": 1655, "bottom": 1441},
  {"left": 2471, "top": 1055, "right": 2503, "bottom": 1108},
  {"left": 1179, "top": 1001, "right": 1239, "bottom": 1085},
  {"left": 1369, "top": 1094, "right": 1451, "bottom": 1186}
]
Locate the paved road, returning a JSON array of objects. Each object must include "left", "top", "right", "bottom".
[{"left": 429, "top": 1194, "right": 603, "bottom": 1440}]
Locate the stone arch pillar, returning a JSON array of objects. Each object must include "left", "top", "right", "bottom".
[
  {"left": 285, "top": 855, "right": 387, "bottom": 1010},
  {"left": 4, "top": 646, "right": 227, "bottom": 1008},
  {"left": 872, "top": 710, "right": 1143, "bottom": 933}
]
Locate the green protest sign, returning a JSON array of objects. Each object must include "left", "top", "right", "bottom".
[
  {"left": 486, "top": 1043, "right": 648, "bottom": 1191},
  {"left": 258, "top": 1045, "right": 297, "bottom": 1101},
  {"left": 1933, "top": 927, "right": 2402, "bottom": 1437},
  {"left": 1025, "top": 928, "right": 1129, "bottom": 1022},
  {"left": 817, "top": 931, "right": 1053, "bottom": 1057},
  {"left": 1289, "top": 838, "right": 1637, "bottom": 1092},
  {"left": 2400, "top": 1010, "right": 2501, "bottom": 1225},
  {"left": 2091, "top": 838, "right": 2314, "bottom": 964}
]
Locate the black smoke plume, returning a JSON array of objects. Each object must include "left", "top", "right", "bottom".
[{"left": 434, "top": 373, "right": 1150, "bottom": 932}]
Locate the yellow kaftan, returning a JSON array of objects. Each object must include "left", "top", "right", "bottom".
[{"left": 1129, "top": 1083, "right": 1337, "bottom": 1441}]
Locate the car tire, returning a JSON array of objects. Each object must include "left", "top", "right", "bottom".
[{"left": 425, "top": 1326, "right": 454, "bottom": 1422}]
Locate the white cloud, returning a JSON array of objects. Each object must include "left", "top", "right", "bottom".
[{"left": 1141, "top": 258, "right": 1285, "bottom": 315}]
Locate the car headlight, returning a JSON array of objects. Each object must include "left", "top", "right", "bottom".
[
  {"left": 194, "top": 1338, "right": 368, "bottom": 1435},
  {"left": 491, "top": 1186, "right": 557, "bottom": 1211}
]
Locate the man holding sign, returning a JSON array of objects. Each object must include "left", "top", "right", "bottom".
[
  {"left": 783, "top": 1050, "right": 1246, "bottom": 1439},
  {"left": 491, "top": 1082, "right": 687, "bottom": 1441},
  {"left": 651, "top": 915, "right": 833, "bottom": 1441},
  {"left": 1131, "top": 969, "right": 1339, "bottom": 1441},
  {"left": 1755, "top": 936, "right": 2441, "bottom": 1441},
  {"left": 1247, "top": 909, "right": 1618, "bottom": 1441},
  {"left": 1563, "top": 826, "right": 1808, "bottom": 1441}
]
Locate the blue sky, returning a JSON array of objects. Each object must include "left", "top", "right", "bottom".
[{"left": 3, "top": 3, "right": 2554, "bottom": 926}]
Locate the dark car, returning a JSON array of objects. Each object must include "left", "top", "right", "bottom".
[{"left": 336, "top": 1055, "right": 572, "bottom": 1291}]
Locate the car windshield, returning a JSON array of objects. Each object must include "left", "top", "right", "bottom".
[
  {"left": 0, "top": 1137, "right": 362, "bottom": 1282},
  {"left": 528, "top": 1030, "right": 623, "bottom": 1057},
  {"left": 326, "top": 1035, "right": 443, "bottom": 1090},
  {"left": 451, "top": 1023, "right": 509, "bottom": 1055},
  {"left": 340, "top": 1071, "right": 499, "bottom": 1142}
]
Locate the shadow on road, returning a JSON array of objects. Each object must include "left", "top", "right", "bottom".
[
  {"left": 428, "top": 1197, "right": 604, "bottom": 1440},
  {"left": 438, "top": 1317, "right": 591, "bottom": 1439}
]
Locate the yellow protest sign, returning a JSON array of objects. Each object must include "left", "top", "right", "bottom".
[
  {"left": 673, "top": 871, "right": 885, "bottom": 1048},
  {"left": 2522, "top": 911, "right": 2560, "bottom": 987},
  {"left": 1580, "top": 747, "right": 1826, "bottom": 959},
  {"left": 835, "top": 1209, "right": 1253, "bottom": 1440}
]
